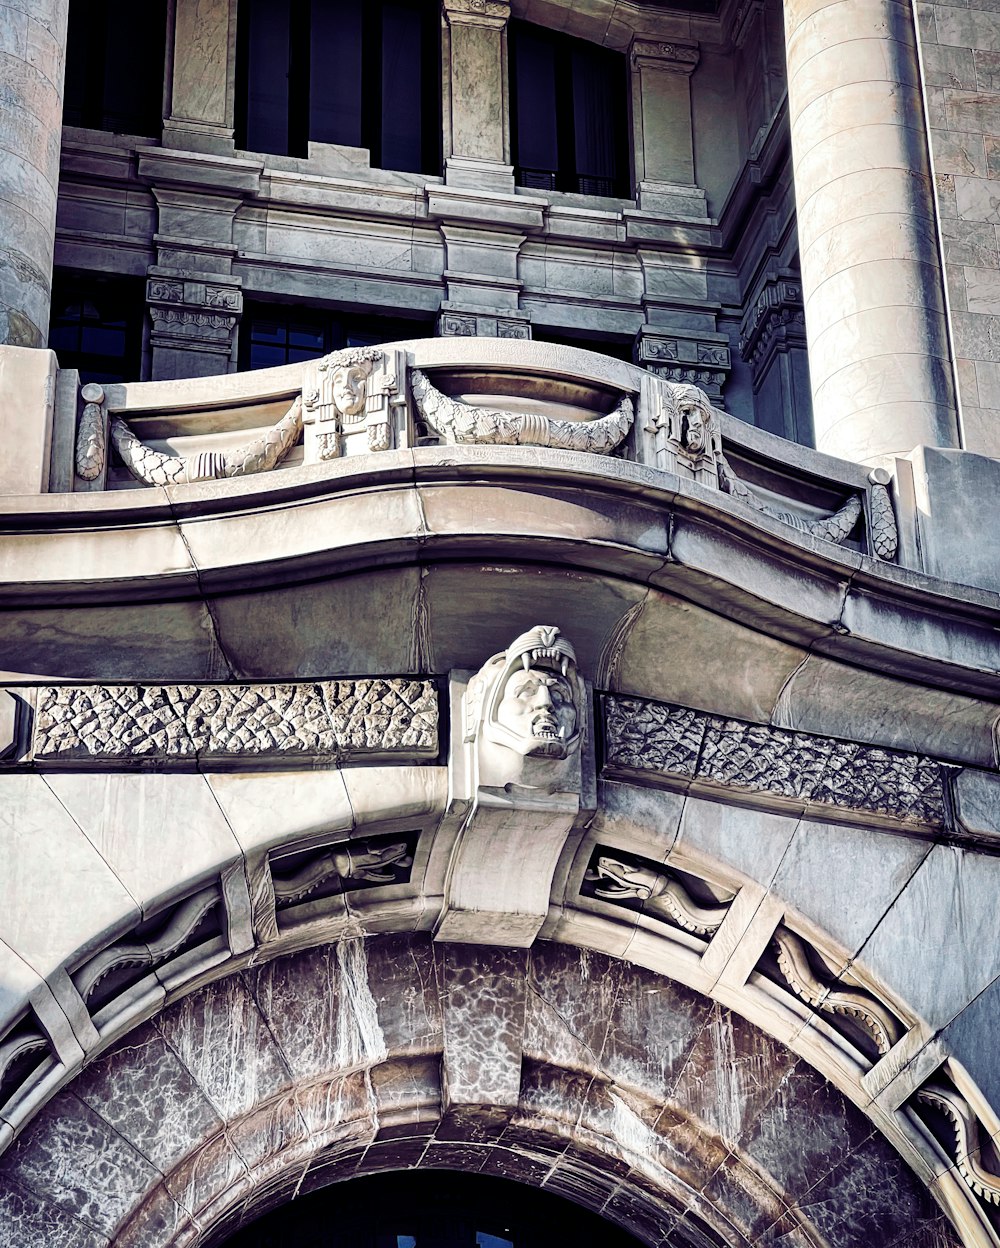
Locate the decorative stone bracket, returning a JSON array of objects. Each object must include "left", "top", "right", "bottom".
[{"left": 437, "top": 626, "right": 596, "bottom": 946}]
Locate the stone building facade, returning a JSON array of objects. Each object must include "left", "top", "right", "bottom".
[{"left": 1, "top": 1, "right": 1000, "bottom": 1246}]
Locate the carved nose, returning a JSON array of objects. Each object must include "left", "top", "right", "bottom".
[{"left": 531, "top": 684, "right": 554, "bottom": 709}]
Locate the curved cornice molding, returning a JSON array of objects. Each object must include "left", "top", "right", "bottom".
[{"left": 2, "top": 447, "right": 1000, "bottom": 710}]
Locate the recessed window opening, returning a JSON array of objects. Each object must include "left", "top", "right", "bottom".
[
  {"left": 63, "top": 0, "right": 167, "bottom": 136},
  {"left": 239, "top": 301, "right": 434, "bottom": 371},
  {"left": 48, "top": 272, "right": 144, "bottom": 385},
  {"left": 508, "top": 21, "right": 629, "bottom": 199},
  {"left": 236, "top": 0, "right": 440, "bottom": 174}
]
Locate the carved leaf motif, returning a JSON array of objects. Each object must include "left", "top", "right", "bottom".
[
  {"left": 718, "top": 451, "right": 862, "bottom": 545},
  {"left": 75, "top": 402, "right": 105, "bottom": 481},
  {"left": 772, "top": 927, "right": 903, "bottom": 1055},
  {"left": 111, "top": 397, "right": 302, "bottom": 486},
  {"left": 410, "top": 369, "right": 634, "bottom": 455},
  {"left": 870, "top": 482, "right": 899, "bottom": 560}
]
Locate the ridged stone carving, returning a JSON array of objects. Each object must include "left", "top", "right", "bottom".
[
  {"left": 917, "top": 1081, "right": 1000, "bottom": 1206},
  {"left": 584, "top": 847, "right": 733, "bottom": 936},
  {"left": 771, "top": 927, "right": 903, "bottom": 1055},
  {"left": 32, "top": 679, "right": 439, "bottom": 762},
  {"left": 602, "top": 694, "right": 947, "bottom": 827}
]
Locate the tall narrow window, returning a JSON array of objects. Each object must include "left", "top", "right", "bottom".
[
  {"left": 62, "top": 0, "right": 167, "bottom": 137},
  {"left": 509, "top": 22, "right": 629, "bottom": 198},
  {"left": 236, "top": 0, "right": 440, "bottom": 175}
]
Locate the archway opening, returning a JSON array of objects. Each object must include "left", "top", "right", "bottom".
[{"left": 218, "top": 1170, "right": 646, "bottom": 1248}]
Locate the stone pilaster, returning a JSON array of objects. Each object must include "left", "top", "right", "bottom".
[
  {"left": 138, "top": 149, "right": 261, "bottom": 379},
  {"left": 164, "top": 0, "right": 237, "bottom": 154},
  {"left": 739, "top": 274, "right": 811, "bottom": 440},
  {"left": 630, "top": 38, "right": 700, "bottom": 213},
  {"left": 784, "top": 0, "right": 960, "bottom": 460},
  {"left": 0, "top": 0, "right": 68, "bottom": 348},
  {"left": 442, "top": 0, "right": 513, "bottom": 192}
]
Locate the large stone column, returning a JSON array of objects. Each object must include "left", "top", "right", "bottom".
[
  {"left": 0, "top": 0, "right": 68, "bottom": 347},
  {"left": 784, "top": 0, "right": 960, "bottom": 461}
]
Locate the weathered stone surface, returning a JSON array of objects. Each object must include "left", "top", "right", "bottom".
[
  {"left": 602, "top": 693, "right": 949, "bottom": 827},
  {"left": 31, "top": 679, "right": 439, "bottom": 762}
]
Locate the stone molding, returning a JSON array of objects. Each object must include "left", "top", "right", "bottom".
[
  {"left": 630, "top": 39, "right": 701, "bottom": 74},
  {"left": 29, "top": 679, "right": 439, "bottom": 764},
  {"left": 602, "top": 693, "right": 949, "bottom": 828},
  {"left": 738, "top": 276, "right": 807, "bottom": 379}
]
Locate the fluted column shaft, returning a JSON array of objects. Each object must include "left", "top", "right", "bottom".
[
  {"left": 0, "top": 0, "right": 69, "bottom": 347},
  {"left": 784, "top": 0, "right": 961, "bottom": 461}
]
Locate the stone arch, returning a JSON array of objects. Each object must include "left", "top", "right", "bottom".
[{"left": 0, "top": 934, "right": 959, "bottom": 1248}]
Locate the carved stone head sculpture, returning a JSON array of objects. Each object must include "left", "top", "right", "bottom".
[
  {"left": 464, "top": 626, "right": 585, "bottom": 794},
  {"left": 674, "top": 383, "right": 720, "bottom": 456}
]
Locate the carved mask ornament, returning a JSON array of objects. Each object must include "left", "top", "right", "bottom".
[
  {"left": 331, "top": 363, "right": 369, "bottom": 422},
  {"left": 466, "top": 626, "right": 584, "bottom": 765}
]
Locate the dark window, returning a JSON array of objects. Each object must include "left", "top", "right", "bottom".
[
  {"left": 63, "top": 0, "right": 167, "bottom": 136},
  {"left": 239, "top": 302, "right": 433, "bottom": 371},
  {"left": 236, "top": 0, "right": 440, "bottom": 174},
  {"left": 48, "top": 274, "right": 144, "bottom": 385},
  {"left": 509, "top": 22, "right": 629, "bottom": 198}
]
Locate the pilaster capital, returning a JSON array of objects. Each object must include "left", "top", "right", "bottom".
[
  {"left": 630, "top": 38, "right": 700, "bottom": 74},
  {"left": 442, "top": 0, "right": 510, "bottom": 29}
]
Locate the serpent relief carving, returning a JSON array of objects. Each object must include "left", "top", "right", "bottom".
[{"left": 111, "top": 396, "right": 302, "bottom": 486}]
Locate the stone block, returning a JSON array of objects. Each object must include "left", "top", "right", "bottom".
[
  {"left": 858, "top": 843, "right": 1000, "bottom": 1028},
  {"left": 0, "top": 346, "right": 54, "bottom": 493},
  {"left": 909, "top": 445, "right": 1000, "bottom": 591},
  {"left": 965, "top": 266, "right": 1000, "bottom": 313},
  {"left": 923, "top": 42, "right": 978, "bottom": 87}
]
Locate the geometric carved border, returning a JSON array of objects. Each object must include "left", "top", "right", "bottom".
[
  {"left": 602, "top": 693, "right": 949, "bottom": 829},
  {"left": 28, "top": 679, "right": 439, "bottom": 764}
]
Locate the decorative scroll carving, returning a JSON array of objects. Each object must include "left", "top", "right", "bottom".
[
  {"left": 718, "top": 451, "right": 863, "bottom": 545},
  {"left": 111, "top": 397, "right": 302, "bottom": 486},
  {"left": 869, "top": 469, "right": 899, "bottom": 561},
  {"left": 75, "top": 382, "right": 106, "bottom": 481},
  {"left": 771, "top": 927, "right": 903, "bottom": 1055},
  {"left": 602, "top": 694, "right": 948, "bottom": 828},
  {"left": 32, "top": 679, "right": 439, "bottom": 763},
  {"left": 410, "top": 369, "right": 634, "bottom": 455},
  {"left": 585, "top": 849, "right": 732, "bottom": 935},
  {"left": 739, "top": 278, "right": 806, "bottom": 378},
  {"left": 917, "top": 1081, "right": 1000, "bottom": 1206},
  {"left": 73, "top": 889, "right": 221, "bottom": 1004},
  {"left": 271, "top": 835, "right": 416, "bottom": 911}
]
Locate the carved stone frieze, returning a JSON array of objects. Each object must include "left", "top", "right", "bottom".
[
  {"left": 602, "top": 694, "right": 948, "bottom": 828},
  {"left": 584, "top": 847, "right": 733, "bottom": 936},
  {"left": 31, "top": 678, "right": 439, "bottom": 763},
  {"left": 771, "top": 926, "right": 904, "bottom": 1055},
  {"left": 149, "top": 306, "right": 235, "bottom": 341},
  {"left": 739, "top": 277, "right": 807, "bottom": 378},
  {"left": 630, "top": 39, "right": 700, "bottom": 73},
  {"left": 644, "top": 379, "right": 723, "bottom": 488},
  {"left": 917, "top": 1079, "right": 1000, "bottom": 1207},
  {"left": 411, "top": 368, "right": 633, "bottom": 454},
  {"left": 111, "top": 397, "right": 302, "bottom": 486},
  {"left": 74, "top": 382, "right": 106, "bottom": 482}
]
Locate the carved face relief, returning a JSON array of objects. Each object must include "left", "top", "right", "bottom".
[
  {"left": 495, "top": 668, "right": 577, "bottom": 756},
  {"left": 467, "top": 625, "right": 585, "bottom": 763},
  {"left": 676, "top": 384, "right": 715, "bottom": 454},
  {"left": 331, "top": 364, "right": 368, "bottom": 418}
]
